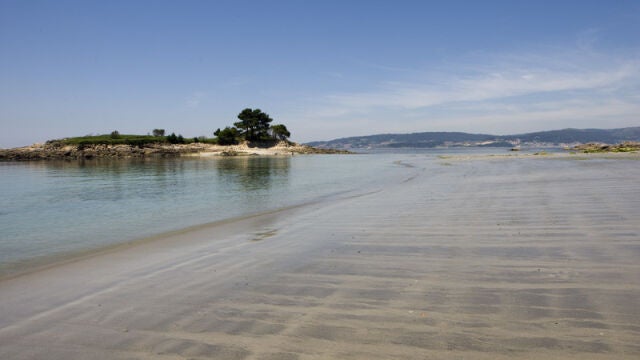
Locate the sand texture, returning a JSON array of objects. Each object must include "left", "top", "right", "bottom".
[{"left": 1, "top": 155, "right": 639, "bottom": 359}]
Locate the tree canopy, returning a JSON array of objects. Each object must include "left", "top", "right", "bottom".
[
  {"left": 233, "top": 108, "right": 273, "bottom": 141},
  {"left": 212, "top": 108, "right": 291, "bottom": 145},
  {"left": 270, "top": 124, "right": 290, "bottom": 141},
  {"left": 214, "top": 127, "right": 240, "bottom": 145},
  {"left": 166, "top": 132, "right": 185, "bottom": 144}
]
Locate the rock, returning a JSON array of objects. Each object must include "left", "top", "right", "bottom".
[
  {"left": 1, "top": 141, "right": 352, "bottom": 161},
  {"left": 573, "top": 141, "right": 640, "bottom": 153}
]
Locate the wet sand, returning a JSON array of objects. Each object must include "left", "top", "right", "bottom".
[{"left": 1, "top": 155, "right": 639, "bottom": 359}]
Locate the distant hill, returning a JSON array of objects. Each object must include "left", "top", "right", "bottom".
[{"left": 306, "top": 127, "right": 640, "bottom": 149}]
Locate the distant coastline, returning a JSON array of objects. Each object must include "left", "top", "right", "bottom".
[{"left": 307, "top": 126, "right": 640, "bottom": 150}]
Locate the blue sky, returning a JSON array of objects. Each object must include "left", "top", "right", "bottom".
[{"left": 1, "top": 0, "right": 639, "bottom": 147}]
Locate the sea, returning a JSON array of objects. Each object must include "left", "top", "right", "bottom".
[{"left": 0, "top": 148, "right": 538, "bottom": 277}]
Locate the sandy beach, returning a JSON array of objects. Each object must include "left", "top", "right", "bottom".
[{"left": 1, "top": 154, "right": 639, "bottom": 359}]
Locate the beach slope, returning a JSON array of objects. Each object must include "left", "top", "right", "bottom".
[{"left": 1, "top": 155, "right": 639, "bottom": 359}]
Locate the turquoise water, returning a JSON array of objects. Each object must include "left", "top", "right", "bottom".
[{"left": 0, "top": 154, "right": 415, "bottom": 275}]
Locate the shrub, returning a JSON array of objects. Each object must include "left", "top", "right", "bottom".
[{"left": 214, "top": 127, "right": 240, "bottom": 145}]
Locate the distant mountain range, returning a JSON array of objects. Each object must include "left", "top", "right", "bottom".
[{"left": 306, "top": 127, "right": 640, "bottom": 149}]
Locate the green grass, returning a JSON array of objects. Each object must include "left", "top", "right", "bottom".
[
  {"left": 582, "top": 148, "right": 637, "bottom": 153},
  {"left": 611, "top": 147, "right": 638, "bottom": 153},
  {"left": 49, "top": 134, "right": 162, "bottom": 145},
  {"left": 47, "top": 134, "right": 219, "bottom": 147}
]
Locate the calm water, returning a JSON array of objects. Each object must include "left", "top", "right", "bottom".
[
  {"left": 0, "top": 148, "right": 530, "bottom": 275},
  {"left": 0, "top": 154, "right": 419, "bottom": 275}
]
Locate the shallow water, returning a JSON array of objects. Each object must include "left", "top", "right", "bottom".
[
  {"left": 1, "top": 150, "right": 639, "bottom": 359},
  {"left": 0, "top": 153, "right": 419, "bottom": 274}
]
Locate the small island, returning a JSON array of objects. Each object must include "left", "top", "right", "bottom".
[{"left": 0, "top": 108, "right": 349, "bottom": 161}]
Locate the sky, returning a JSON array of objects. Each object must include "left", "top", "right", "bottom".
[{"left": 1, "top": 0, "right": 639, "bottom": 147}]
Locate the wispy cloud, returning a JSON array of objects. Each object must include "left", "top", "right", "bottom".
[
  {"left": 293, "top": 46, "right": 640, "bottom": 139},
  {"left": 327, "top": 57, "right": 638, "bottom": 110},
  {"left": 186, "top": 91, "right": 206, "bottom": 108},
  {"left": 576, "top": 28, "right": 601, "bottom": 51},
  {"left": 416, "top": 98, "right": 640, "bottom": 134}
]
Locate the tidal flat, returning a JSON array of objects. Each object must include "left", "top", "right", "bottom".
[{"left": 0, "top": 153, "right": 639, "bottom": 359}]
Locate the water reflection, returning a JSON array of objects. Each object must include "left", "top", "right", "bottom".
[
  {"left": 38, "top": 158, "right": 186, "bottom": 202},
  {"left": 22, "top": 156, "right": 292, "bottom": 205},
  {"left": 0, "top": 153, "right": 384, "bottom": 275},
  {"left": 216, "top": 156, "right": 291, "bottom": 191}
]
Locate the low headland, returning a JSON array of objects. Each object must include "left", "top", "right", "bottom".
[
  {"left": 3, "top": 138, "right": 638, "bottom": 161},
  {"left": 0, "top": 138, "right": 349, "bottom": 161},
  {"left": 0, "top": 107, "right": 350, "bottom": 161}
]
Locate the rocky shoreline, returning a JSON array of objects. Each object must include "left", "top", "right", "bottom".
[
  {"left": 0, "top": 141, "right": 351, "bottom": 161},
  {"left": 572, "top": 141, "right": 640, "bottom": 153}
]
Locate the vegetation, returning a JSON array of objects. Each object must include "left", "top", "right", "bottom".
[
  {"left": 214, "top": 127, "right": 240, "bottom": 145},
  {"left": 269, "top": 124, "right": 291, "bottom": 141},
  {"left": 215, "top": 108, "right": 291, "bottom": 144},
  {"left": 166, "top": 132, "right": 185, "bottom": 144},
  {"left": 48, "top": 134, "right": 165, "bottom": 147},
  {"left": 44, "top": 108, "right": 291, "bottom": 148},
  {"left": 234, "top": 108, "right": 273, "bottom": 141}
]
